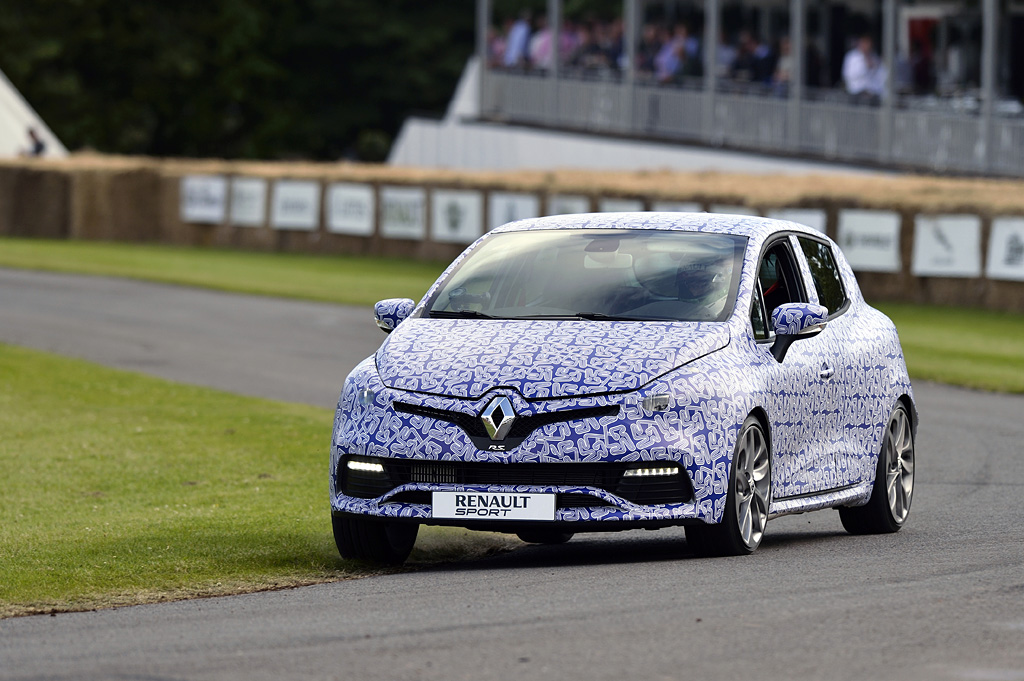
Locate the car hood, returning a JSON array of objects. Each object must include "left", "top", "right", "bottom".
[{"left": 376, "top": 318, "right": 730, "bottom": 400}]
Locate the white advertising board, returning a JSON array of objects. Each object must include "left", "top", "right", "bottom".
[
  {"left": 230, "top": 177, "right": 267, "bottom": 227},
  {"left": 380, "top": 186, "right": 426, "bottom": 239},
  {"left": 986, "top": 217, "right": 1024, "bottom": 282},
  {"left": 837, "top": 210, "right": 901, "bottom": 273},
  {"left": 431, "top": 189, "right": 484, "bottom": 244},
  {"left": 767, "top": 208, "right": 827, "bottom": 233},
  {"left": 652, "top": 201, "right": 703, "bottom": 213},
  {"left": 180, "top": 175, "right": 227, "bottom": 224},
  {"left": 911, "top": 214, "right": 981, "bottom": 278},
  {"left": 488, "top": 192, "right": 540, "bottom": 230},
  {"left": 710, "top": 204, "right": 760, "bottom": 216},
  {"left": 327, "top": 183, "right": 375, "bottom": 236},
  {"left": 599, "top": 198, "right": 644, "bottom": 213},
  {"left": 271, "top": 180, "right": 320, "bottom": 231},
  {"left": 547, "top": 194, "right": 590, "bottom": 215}
]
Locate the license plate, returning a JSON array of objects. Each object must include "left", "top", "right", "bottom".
[{"left": 431, "top": 491, "right": 556, "bottom": 521}]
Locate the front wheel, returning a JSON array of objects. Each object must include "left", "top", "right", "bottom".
[
  {"left": 839, "top": 402, "right": 915, "bottom": 535},
  {"left": 332, "top": 515, "right": 418, "bottom": 565},
  {"left": 686, "top": 416, "right": 771, "bottom": 557}
]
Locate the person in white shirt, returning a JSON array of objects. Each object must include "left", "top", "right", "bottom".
[{"left": 842, "top": 35, "right": 887, "bottom": 104}]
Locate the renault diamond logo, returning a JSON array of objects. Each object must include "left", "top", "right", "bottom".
[{"left": 481, "top": 396, "right": 516, "bottom": 441}]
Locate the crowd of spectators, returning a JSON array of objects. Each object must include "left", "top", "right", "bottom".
[
  {"left": 488, "top": 11, "right": 823, "bottom": 96},
  {"left": 486, "top": 9, "right": 1023, "bottom": 117},
  {"left": 489, "top": 12, "right": 959, "bottom": 104}
]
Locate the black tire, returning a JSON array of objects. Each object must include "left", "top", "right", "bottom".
[
  {"left": 686, "top": 416, "right": 771, "bottom": 557},
  {"left": 516, "top": 530, "right": 574, "bottom": 544},
  {"left": 332, "top": 514, "right": 418, "bottom": 566},
  {"left": 839, "top": 403, "right": 914, "bottom": 535}
]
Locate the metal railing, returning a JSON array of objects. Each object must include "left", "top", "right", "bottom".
[{"left": 481, "top": 68, "right": 1024, "bottom": 177}]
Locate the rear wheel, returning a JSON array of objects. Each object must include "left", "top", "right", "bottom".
[
  {"left": 516, "top": 530, "right": 574, "bottom": 544},
  {"left": 332, "top": 515, "right": 418, "bottom": 565},
  {"left": 686, "top": 416, "right": 771, "bottom": 557},
  {"left": 839, "top": 403, "right": 914, "bottom": 535}
]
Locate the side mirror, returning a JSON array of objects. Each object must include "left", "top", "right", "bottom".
[
  {"left": 374, "top": 298, "right": 415, "bottom": 334},
  {"left": 770, "top": 302, "right": 829, "bottom": 362}
]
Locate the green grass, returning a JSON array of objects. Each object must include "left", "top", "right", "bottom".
[
  {"left": 876, "top": 303, "right": 1024, "bottom": 394},
  {"left": 1, "top": 237, "right": 1023, "bottom": 393},
  {"left": 0, "top": 344, "right": 518, "bottom": 618},
  {"left": 0, "top": 237, "right": 446, "bottom": 307}
]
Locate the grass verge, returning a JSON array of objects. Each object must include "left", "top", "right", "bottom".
[
  {"left": 0, "top": 344, "right": 519, "bottom": 618},
  {"left": 876, "top": 303, "right": 1024, "bottom": 394},
  {"left": 0, "top": 237, "right": 446, "bottom": 307},
  {"left": 1, "top": 237, "right": 1022, "bottom": 392}
]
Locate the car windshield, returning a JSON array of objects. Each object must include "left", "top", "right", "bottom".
[{"left": 425, "top": 229, "right": 747, "bottom": 322}]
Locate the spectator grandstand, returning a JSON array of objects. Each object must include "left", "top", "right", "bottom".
[{"left": 472, "top": 0, "right": 1024, "bottom": 176}]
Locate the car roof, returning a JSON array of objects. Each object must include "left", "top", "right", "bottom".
[{"left": 492, "top": 212, "right": 825, "bottom": 242}]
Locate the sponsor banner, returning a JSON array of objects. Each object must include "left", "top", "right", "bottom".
[
  {"left": 271, "top": 180, "right": 321, "bottom": 231},
  {"left": 710, "top": 204, "right": 760, "bottom": 216},
  {"left": 488, "top": 192, "right": 540, "bottom": 230},
  {"left": 230, "top": 177, "right": 267, "bottom": 227},
  {"left": 599, "top": 198, "right": 644, "bottom": 212},
  {"left": 431, "top": 189, "right": 484, "bottom": 244},
  {"left": 652, "top": 201, "right": 703, "bottom": 213},
  {"left": 837, "top": 210, "right": 901, "bottom": 272},
  {"left": 986, "top": 217, "right": 1024, "bottom": 282},
  {"left": 547, "top": 194, "right": 590, "bottom": 216},
  {"left": 380, "top": 186, "right": 426, "bottom": 239},
  {"left": 432, "top": 491, "right": 556, "bottom": 521},
  {"left": 327, "top": 183, "right": 374, "bottom": 236},
  {"left": 768, "top": 208, "right": 827, "bottom": 233},
  {"left": 911, "top": 214, "right": 981, "bottom": 278},
  {"left": 180, "top": 175, "right": 227, "bottom": 224}
]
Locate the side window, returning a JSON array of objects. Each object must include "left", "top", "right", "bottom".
[
  {"left": 798, "top": 237, "right": 847, "bottom": 315},
  {"left": 756, "top": 241, "right": 805, "bottom": 326},
  {"left": 750, "top": 281, "right": 769, "bottom": 340}
]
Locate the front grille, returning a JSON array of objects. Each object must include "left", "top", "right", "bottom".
[
  {"left": 340, "top": 457, "right": 693, "bottom": 506},
  {"left": 392, "top": 401, "right": 620, "bottom": 449},
  {"left": 557, "top": 493, "right": 613, "bottom": 508}
]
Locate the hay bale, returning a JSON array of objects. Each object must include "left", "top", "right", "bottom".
[
  {"left": 0, "top": 166, "right": 18, "bottom": 236},
  {"left": 109, "top": 168, "right": 161, "bottom": 241},
  {"left": 11, "top": 167, "right": 70, "bottom": 238},
  {"left": 69, "top": 168, "right": 115, "bottom": 240}
]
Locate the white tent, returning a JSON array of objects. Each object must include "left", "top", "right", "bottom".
[{"left": 0, "top": 67, "right": 67, "bottom": 159}]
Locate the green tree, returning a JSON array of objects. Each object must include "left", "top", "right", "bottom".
[{"left": 0, "top": 0, "right": 474, "bottom": 159}]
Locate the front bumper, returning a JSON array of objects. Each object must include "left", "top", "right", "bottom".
[{"left": 331, "top": 481, "right": 703, "bottom": 528}]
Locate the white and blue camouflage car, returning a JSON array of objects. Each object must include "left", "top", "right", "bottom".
[{"left": 330, "top": 213, "right": 917, "bottom": 564}]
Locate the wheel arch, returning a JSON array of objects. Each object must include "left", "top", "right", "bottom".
[
  {"left": 896, "top": 393, "right": 918, "bottom": 438},
  {"left": 747, "top": 406, "right": 772, "bottom": 456}
]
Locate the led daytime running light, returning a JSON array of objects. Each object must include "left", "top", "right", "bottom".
[
  {"left": 623, "top": 466, "right": 679, "bottom": 477},
  {"left": 347, "top": 460, "right": 385, "bottom": 474}
]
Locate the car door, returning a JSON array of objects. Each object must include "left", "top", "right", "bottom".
[
  {"left": 753, "top": 237, "right": 838, "bottom": 498},
  {"left": 794, "top": 234, "right": 862, "bottom": 488}
]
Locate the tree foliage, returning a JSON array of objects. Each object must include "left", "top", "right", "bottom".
[{"left": 0, "top": 0, "right": 474, "bottom": 159}]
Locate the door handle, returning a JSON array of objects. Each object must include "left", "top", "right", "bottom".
[{"left": 819, "top": 362, "right": 835, "bottom": 380}]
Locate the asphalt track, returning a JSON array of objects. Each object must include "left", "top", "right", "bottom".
[{"left": 2, "top": 267, "right": 1023, "bottom": 681}]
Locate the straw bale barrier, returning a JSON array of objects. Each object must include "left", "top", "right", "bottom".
[{"left": 2, "top": 154, "right": 1023, "bottom": 311}]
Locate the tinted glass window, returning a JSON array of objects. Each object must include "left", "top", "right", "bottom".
[
  {"left": 426, "top": 230, "right": 748, "bottom": 322},
  {"left": 750, "top": 288, "right": 768, "bottom": 340},
  {"left": 798, "top": 237, "right": 847, "bottom": 314},
  {"left": 756, "top": 241, "right": 804, "bottom": 323}
]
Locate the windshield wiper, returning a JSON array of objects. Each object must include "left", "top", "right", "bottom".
[
  {"left": 429, "top": 309, "right": 499, "bottom": 319},
  {"left": 572, "top": 312, "right": 654, "bottom": 321}
]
